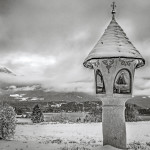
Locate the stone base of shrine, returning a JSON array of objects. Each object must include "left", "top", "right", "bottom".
[{"left": 101, "top": 96, "right": 128, "bottom": 149}]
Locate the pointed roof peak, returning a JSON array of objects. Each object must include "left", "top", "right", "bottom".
[{"left": 83, "top": 6, "right": 145, "bottom": 69}]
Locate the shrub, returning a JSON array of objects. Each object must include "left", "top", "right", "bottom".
[
  {"left": 31, "top": 104, "right": 44, "bottom": 123},
  {"left": 89, "top": 106, "right": 102, "bottom": 122},
  {"left": 0, "top": 104, "right": 16, "bottom": 140},
  {"left": 125, "top": 103, "right": 139, "bottom": 122},
  {"left": 128, "top": 141, "right": 149, "bottom": 150}
]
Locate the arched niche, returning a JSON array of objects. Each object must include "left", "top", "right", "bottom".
[
  {"left": 113, "top": 69, "right": 131, "bottom": 94},
  {"left": 95, "top": 69, "right": 105, "bottom": 94}
]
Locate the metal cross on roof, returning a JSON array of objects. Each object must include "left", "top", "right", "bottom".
[{"left": 111, "top": 2, "right": 116, "bottom": 18}]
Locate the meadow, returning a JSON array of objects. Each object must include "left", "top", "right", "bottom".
[{"left": 1, "top": 122, "right": 150, "bottom": 150}]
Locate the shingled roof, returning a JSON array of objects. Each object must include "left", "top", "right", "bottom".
[{"left": 83, "top": 17, "right": 145, "bottom": 69}]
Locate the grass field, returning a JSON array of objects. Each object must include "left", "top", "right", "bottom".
[
  {"left": 1, "top": 122, "right": 150, "bottom": 150},
  {"left": 16, "top": 112, "right": 150, "bottom": 124}
]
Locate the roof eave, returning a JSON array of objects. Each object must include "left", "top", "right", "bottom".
[{"left": 83, "top": 57, "right": 145, "bottom": 70}]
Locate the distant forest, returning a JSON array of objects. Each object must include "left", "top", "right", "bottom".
[{"left": 1, "top": 100, "right": 149, "bottom": 122}]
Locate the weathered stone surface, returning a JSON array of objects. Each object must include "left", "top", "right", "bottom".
[
  {"left": 101, "top": 97, "right": 127, "bottom": 149},
  {"left": 93, "top": 58, "right": 136, "bottom": 96}
]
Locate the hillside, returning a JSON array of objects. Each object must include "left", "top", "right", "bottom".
[
  {"left": 0, "top": 66, "right": 16, "bottom": 75},
  {"left": 0, "top": 90, "right": 100, "bottom": 103},
  {"left": 0, "top": 86, "right": 150, "bottom": 109},
  {"left": 127, "top": 96, "right": 150, "bottom": 109}
]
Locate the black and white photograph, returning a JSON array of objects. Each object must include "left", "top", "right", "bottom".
[{"left": 0, "top": 0, "right": 150, "bottom": 150}]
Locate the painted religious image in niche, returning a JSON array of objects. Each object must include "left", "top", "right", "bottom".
[
  {"left": 95, "top": 69, "right": 105, "bottom": 94},
  {"left": 113, "top": 69, "right": 131, "bottom": 94}
]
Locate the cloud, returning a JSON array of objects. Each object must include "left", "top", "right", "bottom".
[{"left": 0, "top": 0, "right": 150, "bottom": 94}]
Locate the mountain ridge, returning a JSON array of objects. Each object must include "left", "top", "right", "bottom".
[
  {"left": 0, "top": 87, "right": 150, "bottom": 109},
  {"left": 0, "top": 66, "right": 16, "bottom": 76}
]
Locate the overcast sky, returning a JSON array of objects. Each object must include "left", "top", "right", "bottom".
[{"left": 0, "top": 0, "right": 150, "bottom": 95}]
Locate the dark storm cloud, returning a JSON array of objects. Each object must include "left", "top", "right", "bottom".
[
  {"left": 0, "top": 0, "right": 150, "bottom": 94},
  {"left": 0, "top": 0, "right": 149, "bottom": 54},
  {"left": 0, "top": 0, "right": 109, "bottom": 54}
]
